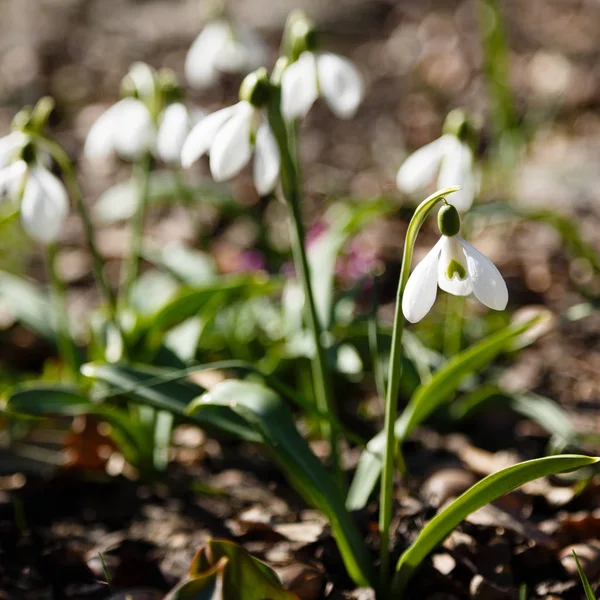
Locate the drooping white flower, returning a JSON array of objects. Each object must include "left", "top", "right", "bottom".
[
  {"left": 185, "top": 20, "right": 269, "bottom": 90},
  {"left": 155, "top": 102, "right": 203, "bottom": 165},
  {"left": 0, "top": 160, "right": 68, "bottom": 245},
  {"left": 84, "top": 98, "right": 156, "bottom": 162},
  {"left": 396, "top": 134, "right": 476, "bottom": 213},
  {"left": 402, "top": 235, "right": 508, "bottom": 323},
  {"left": 181, "top": 100, "right": 280, "bottom": 196},
  {"left": 281, "top": 51, "right": 363, "bottom": 120}
]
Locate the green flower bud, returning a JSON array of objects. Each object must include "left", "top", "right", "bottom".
[
  {"left": 30, "top": 96, "right": 55, "bottom": 133},
  {"left": 270, "top": 57, "right": 289, "bottom": 86},
  {"left": 283, "top": 10, "right": 318, "bottom": 61},
  {"left": 158, "top": 68, "right": 183, "bottom": 104},
  {"left": 438, "top": 203, "right": 461, "bottom": 237},
  {"left": 442, "top": 108, "right": 479, "bottom": 150},
  {"left": 239, "top": 68, "right": 272, "bottom": 107},
  {"left": 12, "top": 106, "right": 33, "bottom": 132}
]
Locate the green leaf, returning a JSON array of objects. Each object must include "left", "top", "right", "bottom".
[
  {"left": 81, "top": 362, "right": 260, "bottom": 443},
  {"left": 0, "top": 271, "right": 55, "bottom": 340},
  {"left": 572, "top": 550, "right": 598, "bottom": 600},
  {"left": 5, "top": 383, "right": 147, "bottom": 466},
  {"left": 346, "top": 316, "right": 542, "bottom": 511},
  {"left": 95, "top": 171, "right": 236, "bottom": 224},
  {"left": 392, "top": 455, "right": 599, "bottom": 595},
  {"left": 143, "top": 243, "right": 217, "bottom": 286},
  {"left": 150, "top": 274, "right": 277, "bottom": 332},
  {"left": 166, "top": 540, "right": 297, "bottom": 600},
  {"left": 188, "top": 380, "right": 373, "bottom": 588}
]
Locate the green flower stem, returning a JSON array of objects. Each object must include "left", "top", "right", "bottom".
[
  {"left": 37, "top": 136, "right": 120, "bottom": 331},
  {"left": 267, "top": 86, "right": 343, "bottom": 487},
  {"left": 120, "top": 153, "right": 152, "bottom": 311},
  {"left": 45, "top": 243, "right": 80, "bottom": 377},
  {"left": 379, "top": 187, "right": 459, "bottom": 586}
]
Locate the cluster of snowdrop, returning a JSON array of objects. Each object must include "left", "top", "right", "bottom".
[{"left": 0, "top": 9, "right": 508, "bottom": 324}]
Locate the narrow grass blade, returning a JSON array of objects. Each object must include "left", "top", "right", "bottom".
[{"left": 573, "top": 550, "right": 598, "bottom": 600}]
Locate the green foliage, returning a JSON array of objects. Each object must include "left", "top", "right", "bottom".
[
  {"left": 392, "top": 455, "right": 599, "bottom": 595},
  {"left": 347, "top": 315, "right": 543, "bottom": 510},
  {"left": 166, "top": 539, "right": 297, "bottom": 600},
  {"left": 572, "top": 550, "right": 598, "bottom": 600},
  {"left": 188, "top": 379, "right": 373, "bottom": 587}
]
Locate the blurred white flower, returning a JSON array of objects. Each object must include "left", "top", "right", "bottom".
[
  {"left": 185, "top": 20, "right": 269, "bottom": 90},
  {"left": 181, "top": 100, "right": 279, "bottom": 196},
  {"left": 396, "top": 134, "right": 475, "bottom": 213},
  {"left": 155, "top": 103, "right": 203, "bottom": 165},
  {"left": 0, "top": 131, "right": 28, "bottom": 169},
  {"left": 402, "top": 235, "right": 508, "bottom": 323},
  {"left": 0, "top": 160, "right": 68, "bottom": 245},
  {"left": 84, "top": 98, "right": 156, "bottom": 162},
  {"left": 281, "top": 51, "right": 363, "bottom": 120}
]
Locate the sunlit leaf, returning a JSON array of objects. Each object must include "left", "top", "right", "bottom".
[
  {"left": 392, "top": 455, "right": 599, "bottom": 595},
  {"left": 188, "top": 380, "right": 373, "bottom": 588},
  {"left": 572, "top": 550, "right": 598, "bottom": 600},
  {"left": 166, "top": 539, "right": 298, "bottom": 600},
  {"left": 81, "top": 362, "right": 260, "bottom": 443}
]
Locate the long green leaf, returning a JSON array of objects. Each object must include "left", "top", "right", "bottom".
[
  {"left": 392, "top": 455, "right": 599, "bottom": 595},
  {"left": 149, "top": 275, "right": 278, "bottom": 332},
  {"left": 346, "top": 316, "right": 541, "bottom": 511},
  {"left": 573, "top": 550, "right": 598, "bottom": 600},
  {"left": 188, "top": 380, "right": 373, "bottom": 588},
  {"left": 81, "top": 362, "right": 260, "bottom": 442},
  {"left": 5, "top": 384, "right": 147, "bottom": 465}
]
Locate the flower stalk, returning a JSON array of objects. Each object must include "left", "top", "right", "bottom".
[
  {"left": 379, "top": 186, "right": 459, "bottom": 584},
  {"left": 266, "top": 79, "right": 343, "bottom": 486},
  {"left": 45, "top": 243, "right": 80, "bottom": 377},
  {"left": 120, "top": 152, "right": 152, "bottom": 311}
]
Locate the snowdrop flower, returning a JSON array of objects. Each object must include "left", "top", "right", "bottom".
[
  {"left": 281, "top": 51, "right": 363, "bottom": 120},
  {"left": 279, "top": 13, "right": 363, "bottom": 120},
  {"left": 84, "top": 97, "right": 156, "bottom": 162},
  {"left": 402, "top": 204, "right": 508, "bottom": 323},
  {"left": 0, "top": 157, "right": 68, "bottom": 245},
  {"left": 155, "top": 102, "right": 202, "bottom": 165},
  {"left": 181, "top": 69, "right": 280, "bottom": 196},
  {"left": 185, "top": 20, "right": 269, "bottom": 90},
  {"left": 396, "top": 110, "right": 477, "bottom": 213}
]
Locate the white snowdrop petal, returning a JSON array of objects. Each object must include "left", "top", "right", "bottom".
[
  {"left": 317, "top": 52, "right": 363, "bottom": 119},
  {"left": 181, "top": 104, "right": 239, "bottom": 168},
  {"left": 20, "top": 167, "right": 69, "bottom": 244},
  {"left": 281, "top": 52, "right": 319, "bottom": 120},
  {"left": 0, "top": 160, "right": 27, "bottom": 200},
  {"left": 0, "top": 132, "right": 27, "bottom": 169},
  {"left": 437, "top": 236, "right": 472, "bottom": 296},
  {"left": 438, "top": 139, "right": 474, "bottom": 212},
  {"left": 84, "top": 101, "right": 127, "bottom": 160},
  {"left": 156, "top": 103, "right": 190, "bottom": 164},
  {"left": 209, "top": 102, "right": 254, "bottom": 181},
  {"left": 185, "top": 21, "right": 230, "bottom": 89},
  {"left": 396, "top": 137, "right": 447, "bottom": 194},
  {"left": 458, "top": 236, "right": 508, "bottom": 311},
  {"left": 253, "top": 123, "right": 280, "bottom": 195},
  {"left": 113, "top": 99, "right": 155, "bottom": 160},
  {"left": 402, "top": 238, "right": 444, "bottom": 323}
]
